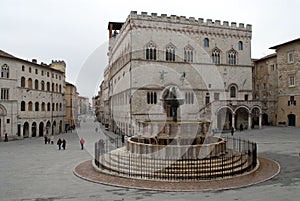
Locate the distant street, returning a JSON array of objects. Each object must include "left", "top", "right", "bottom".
[{"left": 0, "top": 115, "right": 299, "bottom": 201}]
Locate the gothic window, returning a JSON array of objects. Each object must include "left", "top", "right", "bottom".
[
  {"left": 147, "top": 92, "right": 157, "bottom": 104},
  {"left": 146, "top": 41, "right": 157, "bottom": 60},
  {"left": 166, "top": 44, "right": 175, "bottom": 61},
  {"left": 1, "top": 64, "right": 9, "bottom": 78},
  {"left": 42, "top": 102, "right": 46, "bottom": 111},
  {"left": 28, "top": 78, "right": 33, "bottom": 89},
  {"left": 204, "top": 38, "right": 209, "bottom": 47},
  {"left": 59, "top": 85, "right": 62, "bottom": 93},
  {"left": 212, "top": 48, "right": 221, "bottom": 64},
  {"left": 59, "top": 103, "right": 62, "bottom": 111},
  {"left": 34, "top": 79, "right": 39, "bottom": 90},
  {"left": 47, "top": 82, "right": 50, "bottom": 91},
  {"left": 52, "top": 83, "right": 55, "bottom": 92},
  {"left": 29, "top": 67, "right": 32, "bottom": 73},
  {"left": 56, "top": 84, "right": 58, "bottom": 92},
  {"left": 205, "top": 93, "right": 210, "bottom": 105},
  {"left": 21, "top": 77, "right": 26, "bottom": 87},
  {"left": 184, "top": 45, "right": 194, "bottom": 62},
  {"left": 28, "top": 101, "right": 33, "bottom": 111},
  {"left": 41, "top": 81, "right": 45, "bottom": 91},
  {"left": 230, "top": 85, "right": 237, "bottom": 98},
  {"left": 21, "top": 101, "right": 26, "bottom": 111},
  {"left": 22, "top": 65, "right": 25, "bottom": 71},
  {"left": 238, "top": 41, "right": 243, "bottom": 50},
  {"left": 228, "top": 49, "right": 237, "bottom": 65},
  {"left": 47, "top": 103, "right": 50, "bottom": 111},
  {"left": 52, "top": 103, "right": 55, "bottom": 111},
  {"left": 35, "top": 102, "right": 39, "bottom": 111}
]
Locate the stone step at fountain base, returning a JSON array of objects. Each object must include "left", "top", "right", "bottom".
[{"left": 95, "top": 147, "right": 254, "bottom": 180}]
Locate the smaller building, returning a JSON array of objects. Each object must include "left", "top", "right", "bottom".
[{"left": 65, "top": 82, "right": 79, "bottom": 131}]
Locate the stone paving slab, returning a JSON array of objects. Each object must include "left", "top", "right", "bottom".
[{"left": 74, "top": 157, "right": 280, "bottom": 192}]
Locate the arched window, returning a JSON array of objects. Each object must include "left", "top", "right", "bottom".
[
  {"left": 55, "top": 84, "right": 58, "bottom": 92},
  {"left": 166, "top": 43, "right": 175, "bottom": 61},
  {"left": 21, "top": 77, "right": 26, "bottom": 87},
  {"left": 1, "top": 64, "right": 9, "bottom": 78},
  {"left": 42, "top": 102, "right": 46, "bottom": 111},
  {"left": 146, "top": 41, "right": 157, "bottom": 60},
  {"left": 238, "top": 41, "right": 243, "bottom": 50},
  {"left": 230, "top": 86, "right": 237, "bottom": 98},
  {"left": 35, "top": 102, "right": 39, "bottom": 111},
  {"left": 228, "top": 49, "right": 237, "bottom": 65},
  {"left": 52, "top": 83, "right": 54, "bottom": 92},
  {"left": 212, "top": 48, "right": 221, "bottom": 64},
  {"left": 47, "top": 103, "right": 50, "bottom": 111},
  {"left": 59, "top": 103, "right": 62, "bottom": 111},
  {"left": 56, "top": 103, "right": 58, "bottom": 111},
  {"left": 28, "top": 78, "right": 33, "bottom": 89},
  {"left": 46, "top": 82, "right": 50, "bottom": 91},
  {"left": 184, "top": 45, "right": 194, "bottom": 62},
  {"left": 29, "top": 67, "right": 32, "bottom": 73},
  {"left": 59, "top": 85, "right": 62, "bottom": 93},
  {"left": 21, "top": 101, "right": 26, "bottom": 111},
  {"left": 204, "top": 38, "right": 209, "bottom": 47},
  {"left": 34, "top": 79, "right": 39, "bottom": 90},
  {"left": 28, "top": 101, "right": 33, "bottom": 111},
  {"left": 52, "top": 103, "right": 55, "bottom": 111},
  {"left": 41, "top": 81, "right": 45, "bottom": 91}
]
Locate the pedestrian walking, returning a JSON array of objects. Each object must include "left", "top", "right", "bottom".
[
  {"left": 80, "top": 138, "right": 85, "bottom": 150},
  {"left": 44, "top": 135, "right": 48, "bottom": 144},
  {"left": 231, "top": 127, "right": 234, "bottom": 136},
  {"left": 62, "top": 139, "right": 66, "bottom": 150},
  {"left": 57, "top": 138, "right": 62, "bottom": 150}
]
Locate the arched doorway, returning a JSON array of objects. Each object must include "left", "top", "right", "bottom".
[
  {"left": 288, "top": 114, "right": 296, "bottom": 127},
  {"left": 39, "top": 122, "right": 44, "bottom": 137},
  {"left": 251, "top": 108, "right": 260, "bottom": 128},
  {"left": 23, "top": 122, "right": 29, "bottom": 138},
  {"left": 46, "top": 121, "right": 51, "bottom": 135},
  {"left": 217, "top": 107, "right": 233, "bottom": 131},
  {"left": 32, "top": 122, "right": 37, "bottom": 137},
  {"left": 235, "top": 106, "right": 249, "bottom": 130}
]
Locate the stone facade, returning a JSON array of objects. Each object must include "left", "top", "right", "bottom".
[
  {"left": 0, "top": 51, "right": 66, "bottom": 140},
  {"left": 65, "top": 82, "right": 79, "bottom": 131},
  {"left": 98, "top": 11, "right": 262, "bottom": 136}
]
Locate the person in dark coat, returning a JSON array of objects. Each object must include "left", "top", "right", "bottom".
[
  {"left": 57, "top": 138, "right": 62, "bottom": 150},
  {"left": 62, "top": 139, "right": 66, "bottom": 150},
  {"left": 44, "top": 136, "right": 48, "bottom": 144},
  {"left": 4, "top": 133, "right": 8, "bottom": 142}
]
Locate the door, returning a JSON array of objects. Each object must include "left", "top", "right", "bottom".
[{"left": 288, "top": 114, "right": 296, "bottom": 126}]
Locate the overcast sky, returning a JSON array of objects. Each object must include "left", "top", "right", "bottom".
[{"left": 1, "top": 0, "right": 299, "bottom": 99}]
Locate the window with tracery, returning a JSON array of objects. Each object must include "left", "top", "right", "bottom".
[
  {"left": 166, "top": 44, "right": 175, "bottom": 61},
  {"left": 184, "top": 46, "right": 193, "bottom": 62},
  {"left": 146, "top": 42, "right": 157, "bottom": 60},
  {"left": 230, "top": 86, "right": 237, "bottom": 98},
  {"left": 1, "top": 64, "right": 9, "bottom": 78},
  {"left": 228, "top": 49, "right": 237, "bottom": 65},
  {"left": 212, "top": 48, "right": 221, "bottom": 64}
]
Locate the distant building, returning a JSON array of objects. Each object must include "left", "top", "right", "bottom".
[
  {"left": 254, "top": 38, "right": 300, "bottom": 127},
  {"left": 65, "top": 82, "right": 79, "bottom": 131},
  {"left": 78, "top": 96, "right": 89, "bottom": 115},
  {"left": 0, "top": 50, "right": 66, "bottom": 140},
  {"left": 96, "top": 11, "right": 262, "bottom": 135}
]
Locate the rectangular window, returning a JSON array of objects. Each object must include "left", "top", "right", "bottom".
[
  {"left": 289, "top": 75, "right": 295, "bottom": 87},
  {"left": 35, "top": 69, "right": 38, "bottom": 74},
  {"left": 288, "top": 52, "right": 294, "bottom": 63},
  {"left": 288, "top": 96, "right": 296, "bottom": 106},
  {"left": 1, "top": 88, "right": 9, "bottom": 100},
  {"left": 244, "top": 94, "right": 249, "bottom": 101}
]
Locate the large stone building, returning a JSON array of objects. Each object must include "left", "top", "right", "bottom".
[
  {"left": 0, "top": 50, "right": 66, "bottom": 140},
  {"left": 65, "top": 82, "right": 79, "bottom": 131},
  {"left": 253, "top": 38, "right": 300, "bottom": 127},
  {"left": 97, "top": 11, "right": 263, "bottom": 136}
]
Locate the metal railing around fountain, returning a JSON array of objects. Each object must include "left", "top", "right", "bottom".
[{"left": 94, "top": 136, "right": 257, "bottom": 180}]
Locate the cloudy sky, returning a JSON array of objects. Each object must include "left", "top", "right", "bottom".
[{"left": 1, "top": 0, "right": 299, "bottom": 99}]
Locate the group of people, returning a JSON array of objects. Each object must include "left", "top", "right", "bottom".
[
  {"left": 44, "top": 135, "right": 54, "bottom": 144},
  {"left": 57, "top": 138, "right": 67, "bottom": 150}
]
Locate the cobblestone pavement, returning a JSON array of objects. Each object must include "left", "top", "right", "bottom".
[{"left": 0, "top": 115, "right": 299, "bottom": 201}]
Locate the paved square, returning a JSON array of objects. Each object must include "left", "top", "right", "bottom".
[{"left": 0, "top": 115, "right": 299, "bottom": 201}]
